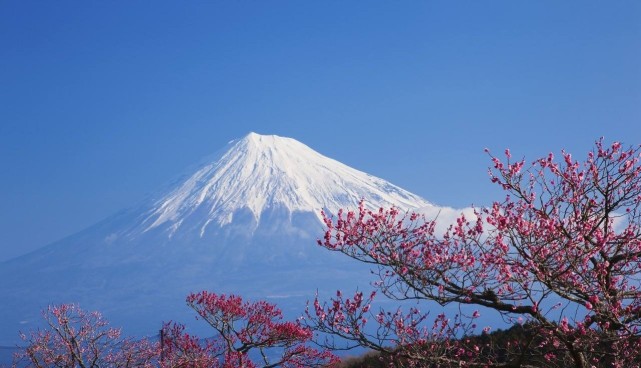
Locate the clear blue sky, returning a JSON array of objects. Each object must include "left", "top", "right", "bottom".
[{"left": 1, "top": 1, "right": 640, "bottom": 261}]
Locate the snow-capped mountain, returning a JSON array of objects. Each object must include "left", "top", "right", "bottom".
[
  {"left": 140, "top": 132, "right": 430, "bottom": 236},
  {"left": 0, "top": 133, "right": 433, "bottom": 346}
]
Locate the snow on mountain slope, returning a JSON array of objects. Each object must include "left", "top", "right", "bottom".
[
  {"left": 139, "top": 132, "right": 432, "bottom": 238},
  {"left": 0, "top": 132, "right": 435, "bottom": 347}
]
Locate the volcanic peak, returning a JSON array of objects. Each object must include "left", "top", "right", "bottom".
[{"left": 141, "top": 132, "right": 432, "bottom": 236}]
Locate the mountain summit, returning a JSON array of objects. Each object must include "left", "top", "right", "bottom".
[
  {"left": 0, "top": 133, "right": 432, "bottom": 346},
  {"left": 140, "top": 132, "right": 431, "bottom": 238}
]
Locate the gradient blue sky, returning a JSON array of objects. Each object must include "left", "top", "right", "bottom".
[{"left": 1, "top": 1, "right": 640, "bottom": 261}]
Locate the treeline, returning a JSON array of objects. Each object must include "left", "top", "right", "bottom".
[{"left": 340, "top": 323, "right": 641, "bottom": 368}]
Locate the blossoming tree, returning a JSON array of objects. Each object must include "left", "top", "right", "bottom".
[
  {"left": 14, "top": 304, "right": 158, "bottom": 368},
  {"left": 160, "top": 291, "right": 338, "bottom": 368},
  {"left": 308, "top": 140, "right": 641, "bottom": 368}
]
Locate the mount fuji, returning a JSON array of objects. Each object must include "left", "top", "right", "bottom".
[{"left": 0, "top": 133, "right": 434, "bottom": 346}]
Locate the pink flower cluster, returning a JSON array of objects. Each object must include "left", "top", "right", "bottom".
[{"left": 162, "top": 291, "right": 338, "bottom": 367}]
